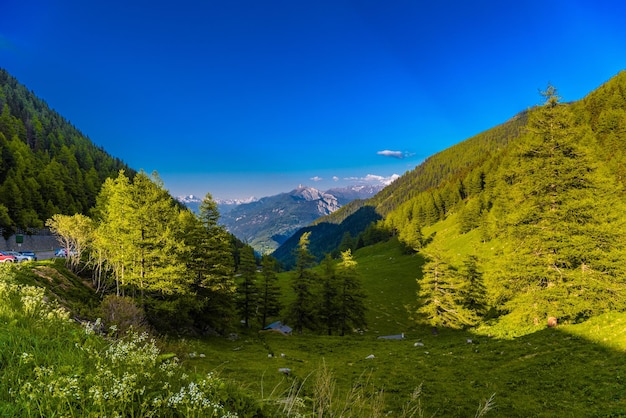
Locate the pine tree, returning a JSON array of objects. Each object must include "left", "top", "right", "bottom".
[
  {"left": 192, "top": 192, "right": 236, "bottom": 333},
  {"left": 416, "top": 250, "right": 476, "bottom": 330},
  {"left": 257, "top": 255, "right": 282, "bottom": 328},
  {"left": 335, "top": 250, "right": 367, "bottom": 336},
  {"left": 459, "top": 255, "right": 488, "bottom": 321},
  {"left": 319, "top": 254, "right": 339, "bottom": 335},
  {"left": 489, "top": 85, "right": 626, "bottom": 325},
  {"left": 236, "top": 245, "right": 258, "bottom": 328},
  {"left": 288, "top": 232, "right": 318, "bottom": 334}
]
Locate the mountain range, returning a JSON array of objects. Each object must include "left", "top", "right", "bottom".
[{"left": 178, "top": 184, "right": 385, "bottom": 254}]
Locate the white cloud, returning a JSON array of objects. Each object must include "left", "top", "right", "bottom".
[
  {"left": 332, "top": 176, "right": 339, "bottom": 182},
  {"left": 310, "top": 176, "right": 323, "bottom": 182},
  {"left": 377, "top": 150, "right": 416, "bottom": 159},
  {"left": 377, "top": 150, "right": 404, "bottom": 159},
  {"left": 344, "top": 173, "right": 400, "bottom": 186}
]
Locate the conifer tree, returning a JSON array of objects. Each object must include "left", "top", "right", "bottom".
[
  {"left": 236, "top": 245, "right": 258, "bottom": 328},
  {"left": 459, "top": 255, "right": 488, "bottom": 321},
  {"left": 288, "top": 232, "right": 318, "bottom": 334},
  {"left": 193, "top": 192, "right": 236, "bottom": 332},
  {"left": 258, "top": 255, "right": 282, "bottom": 328},
  {"left": 319, "top": 254, "right": 339, "bottom": 335},
  {"left": 416, "top": 250, "right": 476, "bottom": 330},
  {"left": 490, "top": 85, "right": 626, "bottom": 325},
  {"left": 335, "top": 249, "right": 367, "bottom": 336},
  {"left": 92, "top": 170, "right": 190, "bottom": 304}
]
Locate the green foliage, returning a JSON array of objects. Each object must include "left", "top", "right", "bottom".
[
  {"left": 257, "top": 255, "right": 282, "bottom": 328},
  {"left": 93, "top": 171, "right": 190, "bottom": 299},
  {"left": 46, "top": 213, "right": 94, "bottom": 272},
  {"left": 485, "top": 85, "right": 626, "bottom": 326},
  {"left": 189, "top": 193, "right": 237, "bottom": 333},
  {"left": 415, "top": 249, "right": 478, "bottom": 330},
  {"left": 236, "top": 245, "right": 258, "bottom": 328},
  {"left": 0, "top": 267, "right": 241, "bottom": 417},
  {"left": 334, "top": 249, "right": 367, "bottom": 336},
  {"left": 0, "top": 69, "right": 134, "bottom": 236},
  {"left": 273, "top": 206, "right": 382, "bottom": 269},
  {"left": 288, "top": 232, "right": 319, "bottom": 334}
]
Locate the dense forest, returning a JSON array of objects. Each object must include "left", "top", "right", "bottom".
[{"left": 0, "top": 68, "right": 134, "bottom": 238}]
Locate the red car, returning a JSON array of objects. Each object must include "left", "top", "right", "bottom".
[{"left": 0, "top": 251, "right": 17, "bottom": 263}]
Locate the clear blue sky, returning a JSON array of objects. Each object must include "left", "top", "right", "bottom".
[{"left": 2, "top": 1, "right": 625, "bottom": 199}]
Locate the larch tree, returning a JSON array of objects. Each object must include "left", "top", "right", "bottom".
[
  {"left": 416, "top": 249, "right": 476, "bottom": 331},
  {"left": 459, "top": 254, "right": 488, "bottom": 322},
  {"left": 335, "top": 249, "right": 367, "bottom": 336},
  {"left": 288, "top": 231, "right": 318, "bottom": 334},
  {"left": 236, "top": 245, "right": 258, "bottom": 328},
  {"left": 257, "top": 254, "right": 282, "bottom": 328},
  {"left": 92, "top": 171, "right": 189, "bottom": 302},
  {"left": 46, "top": 213, "right": 93, "bottom": 272},
  {"left": 489, "top": 85, "right": 626, "bottom": 325},
  {"left": 192, "top": 192, "right": 236, "bottom": 332}
]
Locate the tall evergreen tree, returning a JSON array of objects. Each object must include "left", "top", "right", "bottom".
[
  {"left": 319, "top": 254, "right": 340, "bottom": 335},
  {"left": 416, "top": 250, "right": 476, "bottom": 331},
  {"left": 257, "top": 255, "right": 282, "bottom": 328},
  {"left": 236, "top": 245, "right": 258, "bottom": 328},
  {"left": 288, "top": 232, "right": 318, "bottom": 334},
  {"left": 489, "top": 85, "right": 626, "bottom": 325},
  {"left": 459, "top": 254, "right": 488, "bottom": 321},
  {"left": 335, "top": 250, "right": 367, "bottom": 336},
  {"left": 192, "top": 193, "right": 236, "bottom": 333}
]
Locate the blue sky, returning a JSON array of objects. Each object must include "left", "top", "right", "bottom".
[{"left": 2, "top": 1, "right": 626, "bottom": 199}]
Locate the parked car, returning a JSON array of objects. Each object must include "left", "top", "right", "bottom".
[
  {"left": 3, "top": 251, "right": 30, "bottom": 262},
  {"left": 0, "top": 251, "right": 17, "bottom": 263},
  {"left": 18, "top": 250, "right": 37, "bottom": 261},
  {"left": 55, "top": 248, "right": 78, "bottom": 257}
]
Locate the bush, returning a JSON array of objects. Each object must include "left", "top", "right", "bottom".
[{"left": 100, "top": 294, "right": 150, "bottom": 337}]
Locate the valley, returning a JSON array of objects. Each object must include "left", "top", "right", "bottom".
[{"left": 2, "top": 67, "right": 626, "bottom": 416}]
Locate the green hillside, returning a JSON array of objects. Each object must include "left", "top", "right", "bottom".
[
  {"left": 3, "top": 219, "right": 626, "bottom": 416},
  {"left": 273, "top": 106, "right": 528, "bottom": 265},
  {"left": 276, "top": 71, "right": 626, "bottom": 332},
  {"left": 0, "top": 68, "right": 134, "bottom": 238},
  {"left": 3, "top": 69, "right": 626, "bottom": 416}
]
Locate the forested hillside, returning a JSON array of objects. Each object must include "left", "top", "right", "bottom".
[
  {"left": 383, "top": 71, "right": 626, "bottom": 331},
  {"left": 0, "top": 68, "right": 134, "bottom": 238},
  {"left": 277, "top": 72, "right": 626, "bottom": 290},
  {"left": 273, "top": 102, "right": 528, "bottom": 265}
]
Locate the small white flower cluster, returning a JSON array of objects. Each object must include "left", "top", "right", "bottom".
[
  {"left": 104, "top": 330, "right": 159, "bottom": 367},
  {"left": 4, "top": 278, "right": 238, "bottom": 417},
  {"left": 0, "top": 280, "right": 70, "bottom": 324},
  {"left": 157, "top": 374, "right": 236, "bottom": 417}
]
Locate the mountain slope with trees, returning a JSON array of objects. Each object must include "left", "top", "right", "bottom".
[
  {"left": 0, "top": 68, "right": 134, "bottom": 238},
  {"left": 385, "top": 71, "right": 626, "bottom": 332},
  {"left": 273, "top": 108, "right": 528, "bottom": 265}
]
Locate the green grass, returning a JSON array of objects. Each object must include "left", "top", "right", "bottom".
[
  {"left": 183, "top": 238, "right": 626, "bottom": 416},
  {"left": 4, "top": 242, "right": 626, "bottom": 416}
]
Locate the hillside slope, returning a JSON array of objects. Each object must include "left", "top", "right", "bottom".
[
  {"left": 0, "top": 69, "right": 134, "bottom": 238},
  {"left": 385, "top": 72, "right": 626, "bottom": 330}
]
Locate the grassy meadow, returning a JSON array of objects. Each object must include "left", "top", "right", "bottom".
[
  {"left": 180, "top": 238, "right": 626, "bottom": 417},
  {"left": 2, "top": 240, "right": 626, "bottom": 416}
]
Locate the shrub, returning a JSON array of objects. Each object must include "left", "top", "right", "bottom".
[{"left": 100, "top": 294, "right": 150, "bottom": 336}]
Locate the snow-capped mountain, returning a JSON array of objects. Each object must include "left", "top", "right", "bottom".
[
  {"left": 177, "top": 183, "right": 386, "bottom": 254},
  {"left": 176, "top": 194, "right": 257, "bottom": 215}
]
